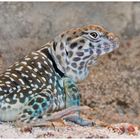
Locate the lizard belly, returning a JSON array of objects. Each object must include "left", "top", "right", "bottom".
[
  {"left": 0, "top": 108, "right": 21, "bottom": 121},
  {"left": 0, "top": 99, "right": 24, "bottom": 121}
]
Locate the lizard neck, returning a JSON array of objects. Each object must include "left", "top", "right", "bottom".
[
  {"left": 39, "top": 42, "right": 65, "bottom": 78},
  {"left": 48, "top": 43, "right": 66, "bottom": 75},
  {"left": 48, "top": 38, "right": 97, "bottom": 82}
]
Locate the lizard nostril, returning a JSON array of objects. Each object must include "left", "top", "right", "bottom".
[
  {"left": 107, "top": 32, "right": 119, "bottom": 42},
  {"left": 107, "top": 33, "right": 120, "bottom": 45},
  {"left": 107, "top": 32, "right": 116, "bottom": 40}
]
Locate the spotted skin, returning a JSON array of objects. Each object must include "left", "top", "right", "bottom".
[
  {"left": 0, "top": 25, "right": 119, "bottom": 125},
  {"left": 63, "top": 77, "right": 80, "bottom": 108},
  {"left": 0, "top": 50, "right": 65, "bottom": 122}
]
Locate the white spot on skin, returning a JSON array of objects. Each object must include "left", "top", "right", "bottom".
[
  {"left": 15, "top": 66, "right": 23, "bottom": 71},
  {"left": 5, "top": 72, "right": 11, "bottom": 75},
  {"left": 22, "top": 87, "right": 26, "bottom": 91},
  {"left": 34, "top": 68, "right": 38, "bottom": 72},
  {"left": 31, "top": 84, "right": 34, "bottom": 87},
  {"left": 19, "top": 79, "right": 25, "bottom": 85},
  {"left": 5, "top": 81, "right": 11, "bottom": 84},
  {"left": 21, "top": 61, "right": 27, "bottom": 65},
  {"left": 45, "top": 71, "right": 49, "bottom": 74},
  {"left": 47, "top": 58, "right": 53, "bottom": 65},
  {"left": 37, "top": 79, "right": 41, "bottom": 83},
  {"left": 47, "top": 85, "right": 52, "bottom": 89},
  {"left": 48, "top": 73, "right": 52, "bottom": 77},
  {"left": 6, "top": 98, "right": 10, "bottom": 102},
  {"left": 12, "top": 74, "right": 18, "bottom": 77},
  {"left": 31, "top": 73, "right": 36, "bottom": 78},
  {"left": 29, "top": 80, "right": 32, "bottom": 83},
  {"left": 13, "top": 94, "right": 17, "bottom": 100},
  {"left": 0, "top": 96, "right": 3, "bottom": 100},
  {"left": 41, "top": 56, "right": 45, "bottom": 60},
  {"left": 49, "top": 79, "right": 52, "bottom": 84},
  {"left": 42, "top": 77, "right": 46, "bottom": 82},
  {"left": 9, "top": 76, "right": 15, "bottom": 82},
  {"left": 25, "top": 57, "right": 31, "bottom": 61},
  {"left": 32, "top": 52, "right": 39, "bottom": 55},
  {"left": 4, "top": 74, "right": 15, "bottom": 81},
  {"left": 33, "top": 56, "right": 38, "bottom": 59},
  {"left": 17, "top": 86, "right": 20, "bottom": 89},
  {"left": 27, "top": 66, "right": 33, "bottom": 70},
  {"left": 37, "top": 62, "right": 42, "bottom": 69},
  {"left": 17, "top": 87, "right": 21, "bottom": 93},
  {"left": 0, "top": 84, "right": 5, "bottom": 86},
  {"left": 29, "top": 91, "right": 32, "bottom": 94},
  {"left": 32, "top": 88, "right": 36, "bottom": 91},
  {"left": 9, "top": 88, "right": 13, "bottom": 93},
  {"left": 44, "top": 61, "right": 48, "bottom": 65},
  {"left": 19, "top": 93, "right": 24, "bottom": 98},
  {"left": 13, "top": 87, "right": 16, "bottom": 90},
  {"left": 7, "top": 85, "right": 11, "bottom": 88},
  {"left": 26, "top": 86, "right": 30, "bottom": 89},
  {"left": 35, "top": 84, "right": 38, "bottom": 88},
  {"left": 15, "top": 62, "right": 20, "bottom": 66},
  {"left": 54, "top": 89, "right": 57, "bottom": 94},
  {"left": 21, "top": 73, "right": 29, "bottom": 78},
  {"left": 6, "top": 69, "right": 12, "bottom": 72}
]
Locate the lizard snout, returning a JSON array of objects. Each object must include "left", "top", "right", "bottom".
[{"left": 107, "top": 32, "right": 120, "bottom": 48}]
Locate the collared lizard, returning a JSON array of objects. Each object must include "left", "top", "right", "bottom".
[{"left": 0, "top": 25, "right": 119, "bottom": 126}]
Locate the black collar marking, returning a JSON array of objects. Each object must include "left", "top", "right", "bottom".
[{"left": 41, "top": 48, "right": 65, "bottom": 77}]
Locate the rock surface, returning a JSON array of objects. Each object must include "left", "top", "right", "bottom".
[{"left": 0, "top": 121, "right": 140, "bottom": 138}]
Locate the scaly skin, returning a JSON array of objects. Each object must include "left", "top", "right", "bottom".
[{"left": 0, "top": 25, "right": 119, "bottom": 126}]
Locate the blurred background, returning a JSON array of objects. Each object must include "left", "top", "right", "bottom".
[{"left": 0, "top": 2, "right": 140, "bottom": 125}]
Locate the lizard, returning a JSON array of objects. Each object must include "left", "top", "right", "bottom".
[{"left": 0, "top": 24, "right": 120, "bottom": 127}]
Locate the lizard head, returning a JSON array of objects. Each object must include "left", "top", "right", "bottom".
[{"left": 51, "top": 25, "right": 120, "bottom": 81}]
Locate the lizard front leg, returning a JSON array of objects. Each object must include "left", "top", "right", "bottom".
[
  {"left": 63, "top": 77, "right": 95, "bottom": 126},
  {"left": 16, "top": 77, "right": 94, "bottom": 127}
]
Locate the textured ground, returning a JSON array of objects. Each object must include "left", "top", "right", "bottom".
[
  {"left": 0, "top": 36, "right": 140, "bottom": 138},
  {"left": 0, "top": 122, "right": 140, "bottom": 138}
]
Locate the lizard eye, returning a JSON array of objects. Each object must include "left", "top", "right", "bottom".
[{"left": 90, "top": 32, "right": 99, "bottom": 39}]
